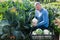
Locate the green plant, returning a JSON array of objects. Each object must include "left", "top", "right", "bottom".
[
  {"left": 0, "top": 0, "right": 60, "bottom": 40},
  {"left": 0, "top": 0, "right": 35, "bottom": 40}
]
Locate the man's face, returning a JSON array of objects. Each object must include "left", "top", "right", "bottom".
[{"left": 36, "top": 4, "right": 41, "bottom": 10}]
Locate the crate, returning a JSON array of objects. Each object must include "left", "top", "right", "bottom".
[
  {"left": 31, "top": 34, "right": 55, "bottom": 40},
  {"left": 29, "top": 29, "right": 55, "bottom": 40}
]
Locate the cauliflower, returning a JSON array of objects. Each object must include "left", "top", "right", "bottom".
[
  {"left": 36, "top": 29, "right": 43, "bottom": 35},
  {"left": 32, "top": 18, "right": 38, "bottom": 27},
  {"left": 32, "top": 29, "right": 43, "bottom": 35},
  {"left": 43, "top": 29, "right": 50, "bottom": 35}
]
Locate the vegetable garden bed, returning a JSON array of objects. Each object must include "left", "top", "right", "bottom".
[{"left": 0, "top": 0, "right": 60, "bottom": 40}]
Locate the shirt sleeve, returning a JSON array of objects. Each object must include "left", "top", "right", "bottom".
[{"left": 37, "top": 9, "right": 49, "bottom": 27}]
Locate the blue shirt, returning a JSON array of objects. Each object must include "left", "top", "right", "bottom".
[{"left": 35, "top": 8, "right": 49, "bottom": 28}]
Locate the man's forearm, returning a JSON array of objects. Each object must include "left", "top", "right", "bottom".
[{"left": 37, "top": 21, "right": 46, "bottom": 27}]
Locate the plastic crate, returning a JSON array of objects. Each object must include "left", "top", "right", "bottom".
[
  {"left": 31, "top": 34, "right": 55, "bottom": 40},
  {"left": 29, "top": 29, "right": 55, "bottom": 40}
]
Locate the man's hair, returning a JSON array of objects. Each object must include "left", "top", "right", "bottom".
[{"left": 34, "top": 2, "right": 41, "bottom": 6}]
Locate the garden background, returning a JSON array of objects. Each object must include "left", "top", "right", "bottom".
[{"left": 0, "top": 0, "right": 60, "bottom": 40}]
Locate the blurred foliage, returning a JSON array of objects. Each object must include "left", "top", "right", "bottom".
[
  {"left": 30, "top": 0, "right": 57, "bottom": 3},
  {"left": 0, "top": 0, "right": 60, "bottom": 40},
  {"left": 0, "top": 0, "right": 34, "bottom": 40}
]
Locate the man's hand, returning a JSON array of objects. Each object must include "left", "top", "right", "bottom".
[{"left": 32, "top": 18, "right": 38, "bottom": 27}]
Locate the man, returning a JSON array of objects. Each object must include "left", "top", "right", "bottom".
[{"left": 32, "top": 2, "right": 49, "bottom": 31}]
